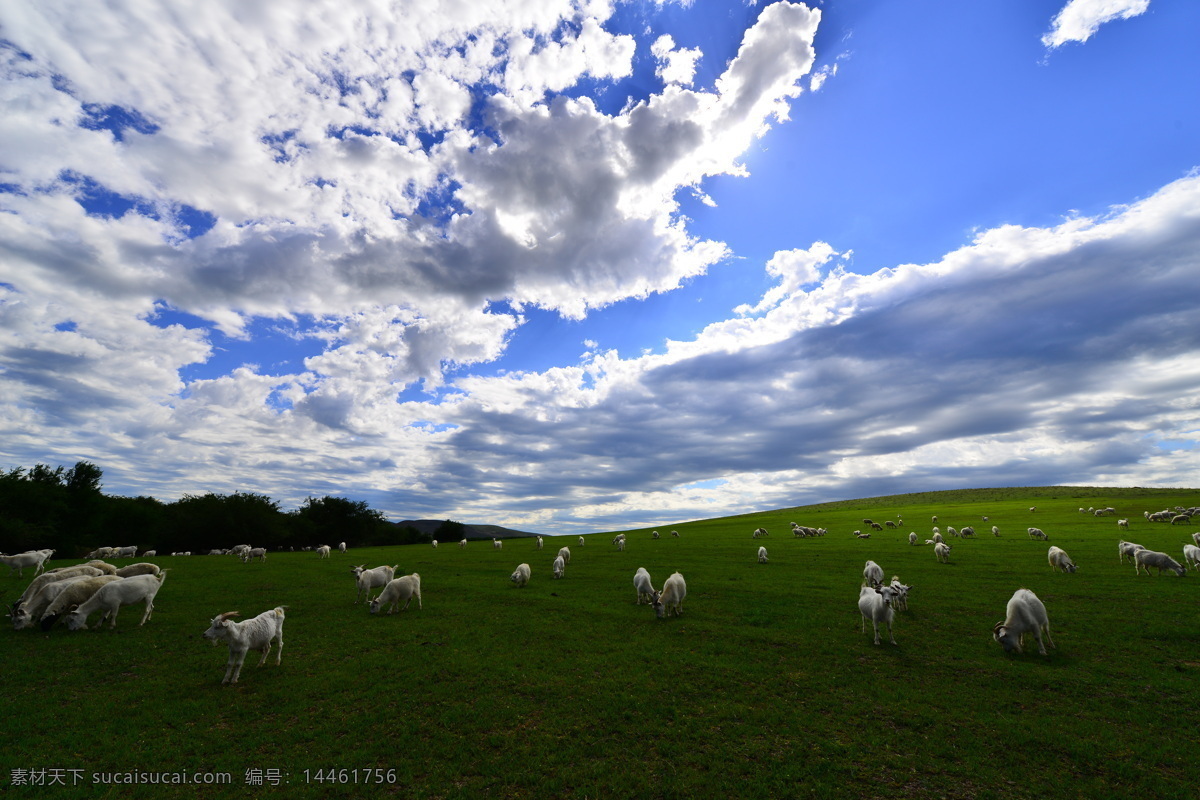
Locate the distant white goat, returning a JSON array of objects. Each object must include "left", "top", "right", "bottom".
[
  {"left": 993, "top": 589, "right": 1053, "bottom": 655},
  {"left": 1047, "top": 546, "right": 1077, "bottom": 574},
  {"left": 65, "top": 572, "right": 167, "bottom": 630},
  {"left": 863, "top": 560, "right": 883, "bottom": 587},
  {"left": 671, "top": 530, "right": 680, "bottom": 538},
  {"left": 459, "top": 538, "right": 467, "bottom": 548},
  {"left": 1192, "top": 532, "right": 1200, "bottom": 547},
  {"left": 352, "top": 564, "right": 398, "bottom": 604},
  {"left": 960, "top": 526, "right": 976, "bottom": 538},
  {"left": 579, "top": 536, "right": 586, "bottom": 546},
  {"left": 633, "top": 567, "right": 655, "bottom": 605},
  {"left": 202, "top": 607, "right": 287, "bottom": 684},
  {"left": 115, "top": 562, "right": 161, "bottom": 578},
  {"left": 991, "top": 526, "right": 1001, "bottom": 537},
  {"left": 493, "top": 539, "right": 503, "bottom": 550},
  {"left": 553, "top": 555, "right": 565, "bottom": 579},
  {"left": 617, "top": 538, "right": 626, "bottom": 551},
  {"left": 370, "top": 573, "right": 422, "bottom": 613},
  {"left": 652, "top": 530, "right": 660, "bottom": 539},
  {"left": 752, "top": 527, "right": 767, "bottom": 539},
  {"left": 557, "top": 546, "right": 571, "bottom": 565},
  {"left": 536, "top": 537, "right": 544, "bottom": 550},
  {"left": 908, "top": 532, "right": 918, "bottom": 546},
  {"left": 431, "top": 540, "right": 438, "bottom": 549},
  {"left": 1134, "top": 549, "right": 1187, "bottom": 577},
  {"left": 244, "top": 547, "right": 267, "bottom": 563},
  {"left": 338, "top": 541, "right": 347, "bottom": 552},
  {"left": 932, "top": 532, "right": 945, "bottom": 545},
  {"left": 934, "top": 542, "right": 952, "bottom": 563},
  {"left": 1, "top": 550, "right": 52, "bottom": 578},
  {"left": 510, "top": 563, "right": 531, "bottom": 588},
  {"left": 316, "top": 545, "right": 331, "bottom": 558},
  {"left": 651, "top": 572, "right": 686, "bottom": 619},
  {"left": 1182, "top": 544, "right": 1200, "bottom": 571},
  {"left": 1117, "top": 519, "right": 1129, "bottom": 529},
  {"left": 758, "top": 546, "right": 769, "bottom": 564},
  {"left": 1027, "top": 528, "right": 1048, "bottom": 540},
  {"left": 858, "top": 584, "right": 899, "bottom": 645},
  {"left": 115, "top": 545, "right": 137, "bottom": 559}
]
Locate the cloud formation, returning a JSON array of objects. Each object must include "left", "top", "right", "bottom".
[{"left": 1042, "top": 0, "right": 1150, "bottom": 48}]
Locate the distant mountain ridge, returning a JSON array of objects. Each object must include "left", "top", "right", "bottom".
[{"left": 393, "top": 519, "right": 540, "bottom": 541}]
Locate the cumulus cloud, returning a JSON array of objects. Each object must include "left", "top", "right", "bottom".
[{"left": 1042, "top": 0, "right": 1150, "bottom": 48}]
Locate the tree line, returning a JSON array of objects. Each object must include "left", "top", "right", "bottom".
[{"left": 0, "top": 461, "right": 434, "bottom": 557}]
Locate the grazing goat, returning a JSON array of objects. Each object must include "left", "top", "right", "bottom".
[
  {"left": 370, "top": 573, "right": 422, "bottom": 613},
  {"left": 202, "top": 607, "right": 287, "bottom": 685},
  {"left": 553, "top": 555, "right": 566, "bottom": 579},
  {"left": 993, "top": 589, "right": 1054, "bottom": 655},
  {"left": 459, "top": 538, "right": 467, "bottom": 548},
  {"left": 863, "top": 560, "right": 883, "bottom": 587},
  {"left": 37, "top": 576, "right": 125, "bottom": 630},
  {"left": 316, "top": 545, "right": 331, "bottom": 558},
  {"left": 352, "top": 565, "right": 398, "bottom": 604},
  {"left": 557, "top": 546, "right": 571, "bottom": 565},
  {"left": 579, "top": 536, "right": 586, "bottom": 546},
  {"left": 652, "top": 572, "right": 686, "bottom": 619},
  {"left": 858, "top": 584, "right": 899, "bottom": 645},
  {"left": 991, "top": 526, "right": 1000, "bottom": 537},
  {"left": 758, "top": 546, "right": 769, "bottom": 564},
  {"left": 12, "top": 576, "right": 91, "bottom": 630},
  {"left": 1117, "top": 519, "right": 1129, "bottom": 529},
  {"left": 510, "top": 563, "right": 531, "bottom": 588},
  {"left": 338, "top": 542, "right": 347, "bottom": 552},
  {"left": 1118, "top": 540, "right": 1145, "bottom": 564},
  {"left": 115, "top": 562, "right": 161, "bottom": 578},
  {"left": 1047, "top": 546, "right": 1077, "bottom": 574},
  {"left": 934, "top": 542, "right": 952, "bottom": 563},
  {"left": 960, "top": 526, "right": 976, "bottom": 538},
  {"left": 1182, "top": 544, "right": 1200, "bottom": 571},
  {"left": 1027, "top": 527, "right": 1048, "bottom": 540},
  {"left": 65, "top": 572, "right": 167, "bottom": 630},
  {"left": 633, "top": 568, "right": 655, "bottom": 605},
  {"left": 908, "top": 532, "right": 918, "bottom": 546},
  {"left": 1134, "top": 549, "right": 1187, "bottom": 577}
]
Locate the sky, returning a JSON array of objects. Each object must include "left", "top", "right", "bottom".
[{"left": 1, "top": 0, "right": 1198, "bottom": 535}]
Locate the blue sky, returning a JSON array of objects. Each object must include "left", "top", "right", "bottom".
[{"left": 1, "top": 0, "right": 1197, "bottom": 534}]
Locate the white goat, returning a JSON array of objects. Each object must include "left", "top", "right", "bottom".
[
  {"left": 352, "top": 564, "right": 398, "bottom": 604},
  {"left": 338, "top": 541, "right": 347, "bottom": 552},
  {"left": 115, "top": 562, "right": 161, "bottom": 578},
  {"left": 557, "top": 546, "right": 571, "bottom": 565},
  {"left": 652, "top": 572, "right": 686, "bottom": 619},
  {"left": 934, "top": 542, "right": 952, "bottom": 563},
  {"left": 12, "top": 565, "right": 103, "bottom": 612},
  {"left": 114, "top": 545, "right": 137, "bottom": 559},
  {"left": 459, "top": 538, "right": 467, "bottom": 548},
  {"left": 758, "top": 546, "right": 769, "bottom": 564},
  {"left": 1047, "top": 546, "right": 1077, "bottom": 573},
  {"left": 37, "top": 575, "right": 125, "bottom": 630},
  {"left": 993, "top": 589, "right": 1054, "bottom": 655},
  {"left": 553, "top": 555, "right": 566, "bottom": 579},
  {"left": 1117, "top": 519, "right": 1129, "bottom": 529},
  {"left": 1118, "top": 540, "right": 1145, "bottom": 564},
  {"left": 1028, "top": 527, "right": 1048, "bottom": 540},
  {"left": 908, "top": 532, "right": 918, "bottom": 546},
  {"left": 316, "top": 545, "right": 331, "bottom": 558},
  {"left": 431, "top": 540, "right": 438, "bottom": 548},
  {"left": 370, "top": 573, "right": 422, "bottom": 614},
  {"left": 243, "top": 547, "right": 267, "bottom": 563},
  {"left": 1134, "top": 549, "right": 1187, "bottom": 577},
  {"left": 536, "top": 537, "right": 544, "bottom": 550},
  {"left": 65, "top": 572, "right": 167, "bottom": 630},
  {"left": 1, "top": 550, "right": 52, "bottom": 578},
  {"left": 202, "top": 607, "right": 287, "bottom": 684},
  {"left": 888, "top": 576, "right": 911, "bottom": 611},
  {"left": 493, "top": 539, "right": 503, "bottom": 550},
  {"left": 510, "top": 563, "right": 531, "bottom": 588},
  {"left": 932, "top": 532, "right": 945, "bottom": 544},
  {"left": 1192, "top": 532, "right": 1200, "bottom": 547},
  {"left": 11, "top": 576, "right": 92, "bottom": 630},
  {"left": 858, "top": 584, "right": 899, "bottom": 645},
  {"left": 633, "top": 567, "right": 655, "bottom": 605},
  {"left": 1182, "top": 544, "right": 1200, "bottom": 571},
  {"left": 991, "top": 526, "right": 1001, "bottom": 537},
  {"left": 617, "top": 538, "right": 626, "bottom": 551},
  {"left": 863, "top": 560, "right": 883, "bottom": 587},
  {"left": 579, "top": 536, "right": 586, "bottom": 546}
]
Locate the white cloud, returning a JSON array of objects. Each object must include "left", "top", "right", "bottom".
[
  {"left": 651, "top": 34, "right": 702, "bottom": 86},
  {"left": 1042, "top": 0, "right": 1150, "bottom": 48}
]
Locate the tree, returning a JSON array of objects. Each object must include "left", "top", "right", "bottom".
[{"left": 291, "top": 496, "right": 392, "bottom": 547}]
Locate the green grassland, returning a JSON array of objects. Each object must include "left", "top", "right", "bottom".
[{"left": 3, "top": 487, "right": 1199, "bottom": 799}]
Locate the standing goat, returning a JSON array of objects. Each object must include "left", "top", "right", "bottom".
[
  {"left": 858, "top": 584, "right": 899, "bottom": 645},
  {"left": 65, "top": 572, "right": 167, "bottom": 630},
  {"left": 993, "top": 589, "right": 1054, "bottom": 655},
  {"left": 370, "top": 573, "right": 423, "bottom": 613},
  {"left": 202, "top": 607, "right": 287, "bottom": 684},
  {"left": 651, "top": 572, "right": 686, "bottom": 618}
]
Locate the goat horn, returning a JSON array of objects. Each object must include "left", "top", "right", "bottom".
[
  {"left": 992, "top": 622, "right": 1005, "bottom": 634},
  {"left": 218, "top": 611, "right": 241, "bottom": 621}
]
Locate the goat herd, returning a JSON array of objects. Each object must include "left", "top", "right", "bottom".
[{"left": 4, "top": 502, "right": 1198, "bottom": 683}]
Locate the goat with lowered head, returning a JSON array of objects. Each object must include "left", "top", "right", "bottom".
[
  {"left": 65, "top": 572, "right": 167, "bottom": 630},
  {"left": 651, "top": 572, "right": 686, "bottom": 618},
  {"left": 1047, "top": 546, "right": 1077, "bottom": 574},
  {"left": 1134, "top": 549, "right": 1186, "bottom": 577},
  {"left": 993, "top": 589, "right": 1054, "bottom": 655},
  {"left": 351, "top": 564, "right": 398, "bottom": 604},
  {"left": 202, "top": 607, "right": 287, "bottom": 684},
  {"left": 370, "top": 573, "right": 422, "bottom": 614},
  {"left": 633, "top": 567, "right": 656, "bottom": 604}
]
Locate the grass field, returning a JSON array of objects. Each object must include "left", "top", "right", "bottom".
[{"left": 4, "top": 486, "right": 1200, "bottom": 799}]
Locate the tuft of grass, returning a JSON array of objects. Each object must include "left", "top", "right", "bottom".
[{"left": 3, "top": 487, "right": 1199, "bottom": 798}]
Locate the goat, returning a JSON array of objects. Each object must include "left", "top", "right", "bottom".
[
  {"left": 651, "top": 572, "right": 686, "bottom": 619},
  {"left": 11, "top": 576, "right": 92, "bottom": 630},
  {"left": 352, "top": 565, "right": 398, "bottom": 604},
  {"left": 553, "top": 555, "right": 566, "bottom": 579},
  {"left": 1027, "top": 527, "right": 1048, "bottom": 540},
  {"left": 863, "top": 560, "right": 883, "bottom": 587},
  {"left": 1134, "top": 549, "right": 1187, "bottom": 577},
  {"left": 1, "top": 551, "right": 52, "bottom": 578},
  {"left": 510, "top": 563, "right": 531, "bottom": 588},
  {"left": 369, "top": 573, "right": 422, "bottom": 613},
  {"left": 202, "top": 607, "right": 287, "bottom": 684},
  {"left": 934, "top": 542, "right": 952, "bottom": 563},
  {"left": 65, "top": 572, "right": 167, "bottom": 630},
  {"left": 908, "top": 532, "right": 918, "bottom": 546},
  {"left": 758, "top": 546, "right": 769, "bottom": 564},
  {"left": 316, "top": 545, "right": 331, "bottom": 558},
  {"left": 993, "top": 589, "right": 1054, "bottom": 655},
  {"left": 633, "top": 567, "right": 655, "bottom": 605},
  {"left": 37, "top": 575, "right": 125, "bottom": 630},
  {"left": 858, "top": 584, "right": 899, "bottom": 645},
  {"left": 115, "top": 563, "right": 161, "bottom": 578},
  {"left": 1118, "top": 540, "right": 1145, "bottom": 564},
  {"left": 557, "top": 546, "right": 571, "bottom": 565},
  {"left": 1047, "top": 546, "right": 1077, "bottom": 573},
  {"left": 888, "top": 576, "right": 911, "bottom": 611},
  {"left": 1182, "top": 544, "right": 1200, "bottom": 571}
]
